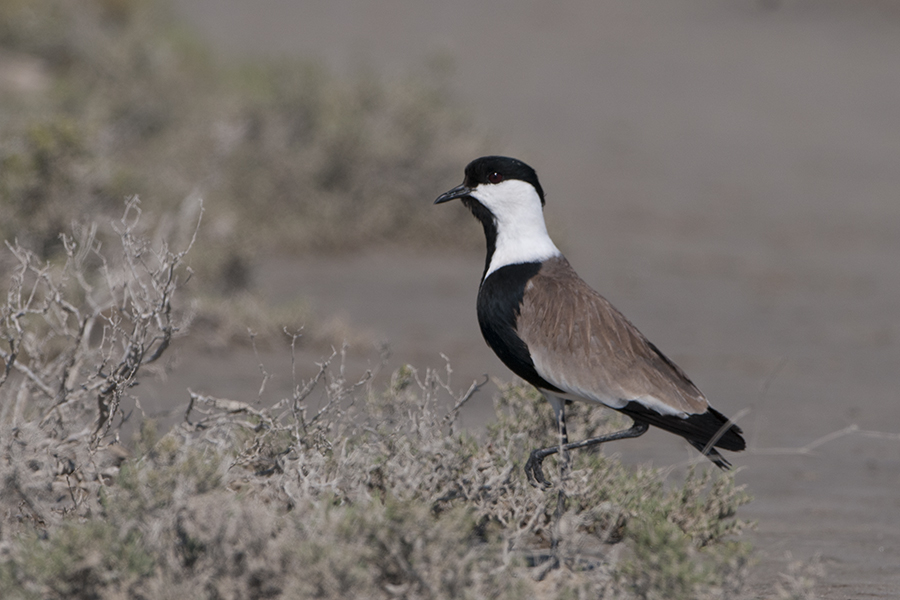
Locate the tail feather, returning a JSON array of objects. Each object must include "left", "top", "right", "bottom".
[
  {"left": 618, "top": 401, "right": 745, "bottom": 469},
  {"left": 688, "top": 440, "right": 732, "bottom": 470}
]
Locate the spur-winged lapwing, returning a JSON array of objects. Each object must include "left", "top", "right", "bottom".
[{"left": 436, "top": 156, "right": 745, "bottom": 486}]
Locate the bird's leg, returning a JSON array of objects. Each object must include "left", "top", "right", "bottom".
[
  {"left": 554, "top": 400, "right": 569, "bottom": 518},
  {"left": 525, "top": 421, "right": 650, "bottom": 489},
  {"left": 553, "top": 398, "right": 570, "bottom": 482},
  {"left": 528, "top": 396, "right": 570, "bottom": 492},
  {"left": 542, "top": 398, "right": 569, "bottom": 559}
]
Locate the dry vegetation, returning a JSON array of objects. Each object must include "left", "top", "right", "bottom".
[
  {"left": 0, "top": 0, "right": 483, "bottom": 293},
  {"left": 1, "top": 208, "right": 830, "bottom": 599}
]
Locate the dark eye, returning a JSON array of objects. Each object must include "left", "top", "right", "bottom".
[{"left": 487, "top": 172, "right": 504, "bottom": 184}]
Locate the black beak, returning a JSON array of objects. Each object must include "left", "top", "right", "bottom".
[{"left": 434, "top": 183, "right": 471, "bottom": 205}]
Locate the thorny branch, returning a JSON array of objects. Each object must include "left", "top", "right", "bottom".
[
  {"left": 750, "top": 424, "right": 900, "bottom": 456},
  {"left": 1, "top": 197, "right": 201, "bottom": 448}
]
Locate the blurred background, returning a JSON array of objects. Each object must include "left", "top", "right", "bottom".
[{"left": 2, "top": 0, "right": 899, "bottom": 596}]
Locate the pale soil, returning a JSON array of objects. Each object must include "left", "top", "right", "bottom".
[{"left": 144, "top": 1, "right": 900, "bottom": 597}]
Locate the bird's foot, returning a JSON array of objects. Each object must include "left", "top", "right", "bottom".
[{"left": 525, "top": 449, "right": 552, "bottom": 490}]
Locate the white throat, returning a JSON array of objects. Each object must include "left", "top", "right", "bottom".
[{"left": 470, "top": 179, "right": 562, "bottom": 279}]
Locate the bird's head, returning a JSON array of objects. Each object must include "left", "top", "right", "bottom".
[
  {"left": 435, "top": 155, "right": 545, "bottom": 216},
  {"left": 435, "top": 156, "right": 558, "bottom": 280}
]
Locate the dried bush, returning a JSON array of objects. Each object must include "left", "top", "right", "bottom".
[
  {"left": 0, "top": 198, "right": 196, "bottom": 536},
  {"left": 0, "top": 206, "right": 758, "bottom": 597},
  {"left": 0, "top": 0, "right": 484, "bottom": 286},
  {"left": 2, "top": 349, "right": 755, "bottom": 598}
]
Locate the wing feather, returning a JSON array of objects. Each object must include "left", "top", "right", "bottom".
[{"left": 518, "top": 257, "right": 708, "bottom": 416}]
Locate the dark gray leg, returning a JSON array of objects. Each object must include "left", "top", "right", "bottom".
[
  {"left": 555, "top": 400, "right": 570, "bottom": 480},
  {"left": 525, "top": 421, "right": 649, "bottom": 489},
  {"left": 554, "top": 402, "right": 570, "bottom": 517}
]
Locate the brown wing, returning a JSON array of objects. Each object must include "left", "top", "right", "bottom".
[{"left": 517, "top": 256, "right": 708, "bottom": 416}]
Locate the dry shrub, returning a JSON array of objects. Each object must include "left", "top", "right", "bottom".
[
  {"left": 0, "top": 0, "right": 484, "bottom": 289},
  {"left": 1, "top": 0, "right": 484, "bottom": 352},
  {"left": 772, "top": 554, "right": 825, "bottom": 600},
  {"left": 0, "top": 198, "right": 195, "bottom": 535},
  {"left": 2, "top": 351, "right": 755, "bottom": 598},
  {"left": 0, "top": 211, "right": 774, "bottom": 599}
]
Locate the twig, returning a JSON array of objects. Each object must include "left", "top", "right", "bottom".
[
  {"left": 443, "top": 374, "right": 489, "bottom": 423},
  {"left": 248, "top": 329, "right": 270, "bottom": 400},
  {"left": 751, "top": 424, "right": 900, "bottom": 456},
  {"left": 674, "top": 421, "right": 900, "bottom": 471},
  {"left": 0, "top": 347, "right": 57, "bottom": 398},
  {"left": 187, "top": 389, "right": 273, "bottom": 424}
]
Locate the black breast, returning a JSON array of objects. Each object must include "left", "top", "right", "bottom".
[{"left": 477, "top": 263, "right": 563, "bottom": 393}]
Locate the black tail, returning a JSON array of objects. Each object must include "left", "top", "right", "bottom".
[
  {"left": 687, "top": 440, "right": 733, "bottom": 470},
  {"left": 618, "top": 402, "right": 745, "bottom": 470}
]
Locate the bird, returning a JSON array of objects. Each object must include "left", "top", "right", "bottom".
[{"left": 435, "top": 155, "right": 745, "bottom": 487}]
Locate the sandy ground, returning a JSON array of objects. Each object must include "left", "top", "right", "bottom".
[{"left": 143, "top": 1, "right": 900, "bottom": 596}]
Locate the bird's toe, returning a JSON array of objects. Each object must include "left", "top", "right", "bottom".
[{"left": 525, "top": 451, "right": 552, "bottom": 490}]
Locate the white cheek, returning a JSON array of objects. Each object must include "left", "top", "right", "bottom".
[
  {"left": 470, "top": 181, "right": 561, "bottom": 278},
  {"left": 470, "top": 180, "right": 538, "bottom": 216}
]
